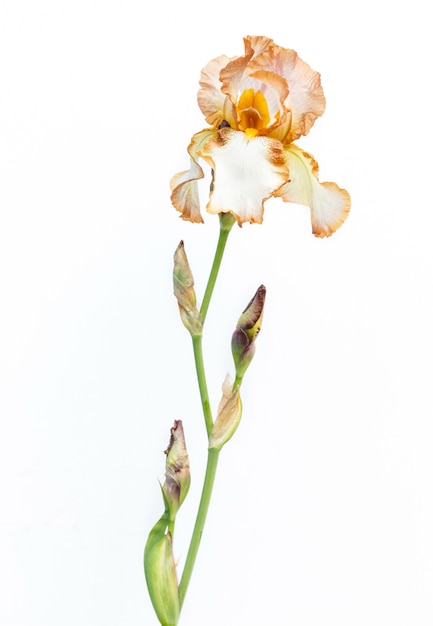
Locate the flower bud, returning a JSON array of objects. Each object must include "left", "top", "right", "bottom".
[
  {"left": 173, "top": 241, "right": 202, "bottom": 337},
  {"left": 209, "top": 375, "right": 242, "bottom": 450},
  {"left": 231, "top": 285, "right": 266, "bottom": 385},
  {"left": 144, "top": 516, "right": 180, "bottom": 626},
  {"left": 163, "top": 420, "right": 191, "bottom": 520}
]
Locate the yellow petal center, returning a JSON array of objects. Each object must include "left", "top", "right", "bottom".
[{"left": 237, "top": 89, "right": 270, "bottom": 134}]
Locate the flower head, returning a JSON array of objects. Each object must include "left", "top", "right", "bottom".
[{"left": 171, "top": 36, "right": 350, "bottom": 237}]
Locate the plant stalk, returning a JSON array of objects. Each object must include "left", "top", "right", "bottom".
[
  {"left": 179, "top": 213, "right": 235, "bottom": 614},
  {"left": 178, "top": 448, "right": 219, "bottom": 608}
]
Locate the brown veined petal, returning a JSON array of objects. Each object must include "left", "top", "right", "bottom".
[
  {"left": 198, "top": 127, "right": 288, "bottom": 225},
  {"left": 198, "top": 54, "right": 236, "bottom": 127},
  {"left": 170, "top": 129, "right": 216, "bottom": 223},
  {"left": 249, "top": 44, "right": 326, "bottom": 142},
  {"left": 276, "top": 145, "right": 351, "bottom": 237}
]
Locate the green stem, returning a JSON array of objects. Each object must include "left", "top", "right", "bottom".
[
  {"left": 192, "top": 336, "right": 213, "bottom": 438},
  {"left": 178, "top": 448, "right": 220, "bottom": 609},
  {"left": 200, "top": 213, "right": 236, "bottom": 323},
  {"left": 179, "top": 213, "right": 235, "bottom": 616},
  {"left": 191, "top": 213, "right": 236, "bottom": 438}
]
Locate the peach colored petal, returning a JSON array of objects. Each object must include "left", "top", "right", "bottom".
[
  {"left": 219, "top": 54, "right": 252, "bottom": 109},
  {"left": 248, "top": 44, "right": 325, "bottom": 142},
  {"left": 247, "top": 69, "right": 289, "bottom": 111},
  {"left": 275, "top": 145, "right": 351, "bottom": 237},
  {"left": 170, "top": 129, "right": 216, "bottom": 223},
  {"left": 244, "top": 35, "right": 276, "bottom": 59},
  {"left": 218, "top": 38, "right": 262, "bottom": 107},
  {"left": 199, "top": 39, "right": 276, "bottom": 122},
  {"left": 283, "top": 52, "right": 325, "bottom": 141},
  {"left": 219, "top": 37, "right": 289, "bottom": 133},
  {"left": 244, "top": 71, "right": 290, "bottom": 137},
  {"left": 197, "top": 54, "right": 235, "bottom": 127},
  {"left": 198, "top": 127, "right": 288, "bottom": 225}
]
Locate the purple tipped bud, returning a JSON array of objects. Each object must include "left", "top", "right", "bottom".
[
  {"left": 173, "top": 241, "right": 202, "bottom": 337},
  {"left": 163, "top": 420, "right": 191, "bottom": 520},
  {"left": 231, "top": 285, "right": 266, "bottom": 385}
]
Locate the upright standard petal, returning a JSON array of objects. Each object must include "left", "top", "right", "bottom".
[
  {"left": 243, "top": 35, "right": 276, "bottom": 60},
  {"left": 198, "top": 54, "right": 235, "bottom": 127},
  {"left": 199, "top": 127, "right": 288, "bottom": 225},
  {"left": 170, "top": 129, "right": 216, "bottom": 223},
  {"left": 276, "top": 145, "right": 351, "bottom": 237},
  {"left": 219, "top": 48, "right": 254, "bottom": 110},
  {"left": 248, "top": 44, "right": 326, "bottom": 142}
]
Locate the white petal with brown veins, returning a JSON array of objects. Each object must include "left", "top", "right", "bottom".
[{"left": 199, "top": 127, "right": 289, "bottom": 225}]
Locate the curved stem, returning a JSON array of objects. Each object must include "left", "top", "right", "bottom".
[{"left": 178, "top": 448, "right": 220, "bottom": 609}]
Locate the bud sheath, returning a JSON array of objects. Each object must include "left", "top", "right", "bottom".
[
  {"left": 144, "top": 516, "right": 180, "bottom": 626},
  {"left": 209, "top": 375, "right": 242, "bottom": 450},
  {"left": 173, "top": 241, "right": 202, "bottom": 337}
]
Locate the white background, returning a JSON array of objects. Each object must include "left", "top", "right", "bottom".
[{"left": 1, "top": 1, "right": 432, "bottom": 625}]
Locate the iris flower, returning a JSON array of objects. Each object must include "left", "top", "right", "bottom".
[{"left": 170, "top": 36, "right": 350, "bottom": 237}]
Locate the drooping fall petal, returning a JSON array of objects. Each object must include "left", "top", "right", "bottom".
[
  {"left": 199, "top": 127, "right": 288, "bottom": 225},
  {"left": 276, "top": 145, "right": 351, "bottom": 237},
  {"left": 170, "top": 129, "right": 216, "bottom": 223}
]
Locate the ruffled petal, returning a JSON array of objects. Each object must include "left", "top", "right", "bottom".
[
  {"left": 282, "top": 52, "right": 325, "bottom": 141},
  {"left": 198, "top": 55, "right": 235, "bottom": 127},
  {"left": 248, "top": 43, "right": 325, "bottom": 142},
  {"left": 276, "top": 145, "right": 351, "bottom": 237},
  {"left": 219, "top": 43, "right": 254, "bottom": 104},
  {"left": 198, "top": 127, "right": 288, "bottom": 225},
  {"left": 245, "top": 70, "right": 289, "bottom": 118},
  {"left": 219, "top": 37, "right": 290, "bottom": 134},
  {"left": 244, "top": 35, "right": 276, "bottom": 59},
  {"left": 219, "top": 36, "right": 277, "bottom": 106},
  {"left": 170, "top": 129, "right": 216, "bottom": 223},
  {"left": 218, "top": 38, "right": 278, "bottom": 117}
]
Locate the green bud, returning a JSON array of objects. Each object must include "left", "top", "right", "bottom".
[
  {"left": 163, "top": 420, "right": 190, "bottom": 520},
  {"left": 173, "top": 241, "right": 202, "bottom": 337},
  {"left": 144, "top": 515, "right": 180, "bottom": 626},
  {"left": 209, "top": 375, "right": 242, "bottom": 450},
  {"left": 231, "top": 285, "right": 266, "bottom": 385}
]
